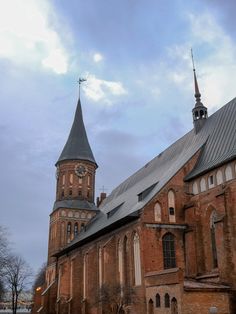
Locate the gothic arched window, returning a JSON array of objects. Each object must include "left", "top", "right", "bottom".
[
  {"left": 165, "top": 293, "right": 170, "bottom": 308},
  {"left": 162, "top": 233, "right": 176, "bottom": 269},
  {"left": 74, "top": 223, "right": 78, "bottom": 237},
  {"left": 155, "top": 293, "right": 160, "bottom": 307},
  {"left": 118, "top": 240, "right": 123, "bottom": 285},
  {"left": 98, "top": 247, "right": 102, "bottom": 288},
  {"left": 123, "top": 236, "right": 129, "bottom": 285},
  {"left": 210, "top": 211, "right": 218, "bottom": 268},
  {"left": 133, "top": 232, "right": 141, "bottom": 286},
  {"left": 168, "top": 190, "right": 176, "bottom": 223},
  {"left": 216, "top": 170, "right": 223, "bottom": 185},
  {"left": 154, "top": 202, "right": 162, "bottom": 222},
  {"left": 200, "top": 178, "right": 206, "bottom": 192},
  {"left": 225, "top": 165, "right": 233, "bottom": 181},
  {"left": 148, "top": 299, "right": 154, "bottom": 314},
  {"left": 192, "top": 181, "right": 198, "bottom": 195},
  {"left": 67, "top": 222, "right": 71, "bottom": 243}
]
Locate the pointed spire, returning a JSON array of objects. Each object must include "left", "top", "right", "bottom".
[
  {"left": 191, "top": 49, "right": 208, "bottom": 133},
  {"left": 56, "top": 96, "right": 97, "bottom": 166},
  {"left": 191, "top": 48, "right": 202, "bottom": 106}
]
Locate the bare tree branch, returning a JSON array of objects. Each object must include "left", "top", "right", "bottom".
[{"left": 3, "top": 254, "right": 33, "bottom": 314}]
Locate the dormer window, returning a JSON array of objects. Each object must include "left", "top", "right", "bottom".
[{"left": 138, "top": 183, "right": 158, "bottom": 202}]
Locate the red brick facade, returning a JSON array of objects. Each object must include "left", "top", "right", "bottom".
[{"left": 32, "top": 96, "right": 236, "bottom": 314}]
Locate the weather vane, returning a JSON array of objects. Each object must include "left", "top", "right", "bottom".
[{"left": 78, "top": 77, "right": 87, "bottom": 98}]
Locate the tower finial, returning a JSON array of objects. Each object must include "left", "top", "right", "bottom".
[
  {"left": 191, "top": 49, "right": 208, "bottom": 133},
  {"left": 191, "top": 48, "right": 201, "bottom": 103},
  {"left": 78, "top": 77, "right": 87, "bottom": 99}
]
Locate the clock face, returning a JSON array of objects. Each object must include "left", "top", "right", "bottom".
[{"left": 75, "top": 163, "right": 88, "bottom": 178}]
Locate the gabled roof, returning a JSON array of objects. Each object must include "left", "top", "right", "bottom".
[
  {"left": 56, "top": 97, "right": 236, "bottom": 255},
  {"left": 56, "top": 98, "right": 97, "bottom": 166}
]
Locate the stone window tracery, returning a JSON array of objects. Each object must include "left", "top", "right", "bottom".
[{"left": 162, "top": 233, "right": 176, "bottom": 269}]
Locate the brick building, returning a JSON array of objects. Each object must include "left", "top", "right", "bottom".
[{"left": 32, "top": 70, "right": 236, "bottom": 314}]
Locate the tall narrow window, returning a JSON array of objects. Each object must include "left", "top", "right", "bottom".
[
  {"left": 148, "top": 299, "right": 154, "bottom": 314},
  {"left": 79, "top": 177, "right": 82, "bottom": 185},
  {"left": 155, "top": 293, "right": 160, "bottom": 307},
  {"left": 168, "top": 190, "right": 176, "bottom": 223},
  {"left": 171, "top": 297, "right": 178, "bottom": 314},
  {"left": 123, "top": 236, "right": 129, "bottom": 286},
  {"left": 210, "top": 211, "right": 218, "bottom": 268},
  {"left": 133, "top": 232, "right": 141, "bottom": 285},
  {"left": 165, "top": 293, "right": 170, "bottom": 308},
  {"left": 88, "top": 175, "right": 91, "bottom": 186},
  {"left": 70, "top": 260, "right": 74, "bottom": 298},
  {"left": 99, "top": 247, "right": 102, "bottom": 288},
  {"left": 62, "top": 174, "right": 65, "bottom": 186},
  {"left": 162, "top": 233, "right": 176, "bottom": 269},
  {"left": 61, "top": 222, "right": 65, "bottom": 246},
  {"left": 57, "top": 266, "right": 61, "bottom": 300},
  {"left": 69, "top": 173, "right": 73, "bottom": 185},
  {"left": 67, "top": 222, "right": 71, "bottom": 243},
  {"left": 83, "top": 254, "right": 88, "bottom": 299},
  {"left": 74, "top": 223, "right": 78, "bottom": 238},
  {"left": 154, "top": 202, "right": 162, "bottom": 222},
  {"left": 118, "top": 240, "right": 123, "bottom": 285}
]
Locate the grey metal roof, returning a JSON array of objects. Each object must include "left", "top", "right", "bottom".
[
  {"left": 53, "top": 199, "right": 98, "bottom": 211},
  {"left": 185, "top": 97, "right": 236, "bottom": 180},
  {"left": 56, "top": 98, "right": 97, "bottom": 166},
  {"left": 58, "top": 97, "right": 236, "bottom": 252}
]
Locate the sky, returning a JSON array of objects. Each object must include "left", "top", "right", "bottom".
[{"left": 0, "top": 0, "right": 236, "bottom": 276}]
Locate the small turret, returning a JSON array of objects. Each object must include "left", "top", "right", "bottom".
[{"left": 191, "top": 49, "right": 208, "bottom": 133}]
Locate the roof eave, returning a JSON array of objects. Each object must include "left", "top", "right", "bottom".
[{"left": 52, "top": 212, "right": 140, "bottom": 258}]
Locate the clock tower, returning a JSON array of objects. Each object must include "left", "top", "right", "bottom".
[{"left": 47, "top": 95, "right": 98, "bottom": 270}]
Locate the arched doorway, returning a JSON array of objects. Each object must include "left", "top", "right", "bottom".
[
  {"left": 148, "top": 299, "right": 154, "bottom": 314},
  {"left": 171, "top": 297, "right": 178, "bottom": 314}
]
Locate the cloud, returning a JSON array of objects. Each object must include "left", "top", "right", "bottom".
[
  {"left": 0, "top": 0, "right": 69, "bottom": 74},
  {"left": 166, "top": 12, "right": 236, "bottom": 112},
  {"left": 93, "top": 53, "right": 103, "bottom": 63},
  {"left": 83, "top": 74, "right": 127, "bottom": 104}
]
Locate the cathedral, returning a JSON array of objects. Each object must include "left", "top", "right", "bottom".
[{"left": 32, "top": 69, "right": 236, "bottom": 314}]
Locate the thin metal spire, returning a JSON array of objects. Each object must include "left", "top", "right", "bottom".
[{"left": 191, "top": 48, "right": 201, "bottom": 102}]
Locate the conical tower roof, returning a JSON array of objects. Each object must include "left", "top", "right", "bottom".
[{"left": 56, "top": 98, "right": 97, "bottom": 166}]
